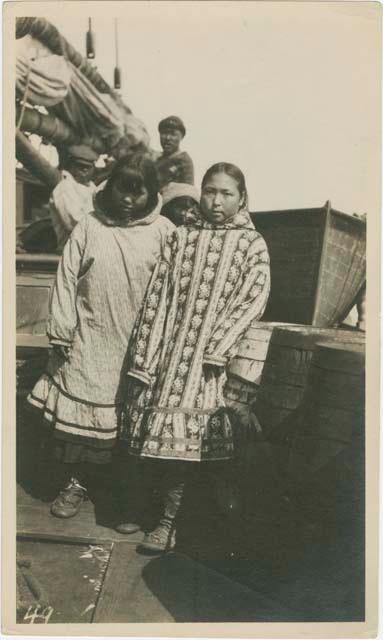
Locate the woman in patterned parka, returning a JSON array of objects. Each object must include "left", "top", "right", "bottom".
[
  {"left": 122, "top": 162, "right": 270, "bottom": 552},
  {"left": 28, "top": 154, "right": 174, "bottom": 520}
]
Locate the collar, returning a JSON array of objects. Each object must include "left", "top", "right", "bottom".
[{"left": 196, "top": 208, "right": 255, "bottom": 231}]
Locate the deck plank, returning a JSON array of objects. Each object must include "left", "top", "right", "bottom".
[
  {"left": 17, "top": 486, "right": 145, "bottom": 545},
  {"left": 17, "top": 539, "right": 112, "bottom": 623},
  {"left": 94, "top": 544, "right": 291, "bottom": 623}
]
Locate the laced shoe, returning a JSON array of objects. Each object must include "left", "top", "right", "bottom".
[
  {"left": 139, "top": 518, "right": 176, "bottom": 553},
  {"left": 50, "top": 478, "right": 88, "bottom": 519}
]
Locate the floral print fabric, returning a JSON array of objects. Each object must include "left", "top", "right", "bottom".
[{"left": 124, "top": 209, "right": 271, "bottom": 461}]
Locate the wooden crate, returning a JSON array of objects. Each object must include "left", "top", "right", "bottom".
[
  {"left": 251, "top": 202, "right": 366, "bottom": 327},
  {"left": 16, "top": 254, "right": 58, "bottom": 348},
  {"left": 16, "top": 254, "right": 58, "bottom": 396}
]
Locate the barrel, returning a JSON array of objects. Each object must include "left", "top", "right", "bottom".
[
  {"left": 253, "top": 326, "right": 365, "bottom": 475},
  {"left": 224, "top": 322, "right": 300, "bottom": 431},
  {"left": 288, "top": 342, "right": 365, "bottom": 528},
  {"left": 255, "top": 326, "right": 365, "bottom": 439},
  {"left": 222, "top": 322, "right": 304, "bottom": 518},
  {"left": 227, "top": 321, "right": 293, "bottom": 385}
]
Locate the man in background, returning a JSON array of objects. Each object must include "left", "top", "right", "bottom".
[
  {"left": 49, "top": 144, "right": 99, "bottom": 251},
  {"left": 154, "top": 116, "right": 194, "bottom": 190},
  {"left": 16, "top": 144, "right": 99, "bottom": 254}
]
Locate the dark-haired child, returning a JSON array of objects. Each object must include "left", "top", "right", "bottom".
[
  {"left": 28, "top": 154, "right": 174, "bottom": 519},
  {"left": 160, "top": 182, "right": 200, "bottom": 226}
]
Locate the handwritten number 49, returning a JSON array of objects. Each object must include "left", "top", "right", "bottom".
[{"left": 23, "top": 605, "right": 54, "bottom": 624}]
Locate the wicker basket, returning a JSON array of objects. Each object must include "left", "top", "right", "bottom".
[{"left": 251, "top": 202, "right": 366, "bottom": 327}]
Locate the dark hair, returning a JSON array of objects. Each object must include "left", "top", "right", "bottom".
[
  {"left": 162, "top": 196, "right": 197, "bottom": 215},
  {"left": 201, "top": 162, "right": 248, "bottom": 208},
  {"left": 158, "top": 116, "right": 186, "bottom": 137},
  {"left": 161, "top": 197, "right": 200, "bottom": 227},
  {"left": 102, "top": 153, "right": 159, "bottom": 212}
]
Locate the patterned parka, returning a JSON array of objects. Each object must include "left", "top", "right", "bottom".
[{"left": 124, "top": 208, "right": 270, "bottom": 461}]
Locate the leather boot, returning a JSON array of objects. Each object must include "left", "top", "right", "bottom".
[{"left": 139, "top": 473, "right": 185, "bottom": 553}]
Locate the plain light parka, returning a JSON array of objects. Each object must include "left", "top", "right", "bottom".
[{"left": 28, "top": 195, "right": 174, "bottom": 460}]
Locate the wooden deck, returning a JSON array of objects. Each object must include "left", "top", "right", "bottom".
[
  {"left": 17, "top": 484, "right": 294, "bottom": 623},
  {"left": 16, "top": 476, "right": 364, "bottom": 624},
  {"left": 16, "top": 401, "right": 365, "bottom": 624}
]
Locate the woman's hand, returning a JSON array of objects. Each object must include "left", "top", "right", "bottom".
[
  {"left": 127, "top": 373, "right": 149, "bottom": 402},
  {"left": 203, "top": 362, "right": 225, "bottom": 378}
]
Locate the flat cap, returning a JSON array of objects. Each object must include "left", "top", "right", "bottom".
[
  {"left": 158, "top": 116, "right": 186, "bottom": 137},
  {"left": 66, "top": 145, "right": 99, "bottom": 162}
]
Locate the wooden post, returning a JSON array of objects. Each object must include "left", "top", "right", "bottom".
[
  {"left": 16, "top": 105, "right": 78, "bottom": 146},
  {"left": 16, "top": 131, "right": 61, "bottom": 190},
  {"left": 356, "top": 284, "right": 366, "bottom": 332}
]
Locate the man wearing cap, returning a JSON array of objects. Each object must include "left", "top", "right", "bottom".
[
  {"left": 50, "top": 144, "right": 99, "bottom": 251},
  {"left": 155, "top": 116, "right": 194, "bottom": 190}
]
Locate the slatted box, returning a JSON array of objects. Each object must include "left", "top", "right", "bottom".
[{"left": 251, "top": 202, "right": 366, "bottom": 327}]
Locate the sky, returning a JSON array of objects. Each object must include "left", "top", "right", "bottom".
[{"left": 37, "top": 2, "right": 381, "bottom": 215}]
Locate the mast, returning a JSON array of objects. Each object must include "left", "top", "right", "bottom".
[{"left": 114, "top": 18, "right": 122, "bottom": 91}]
